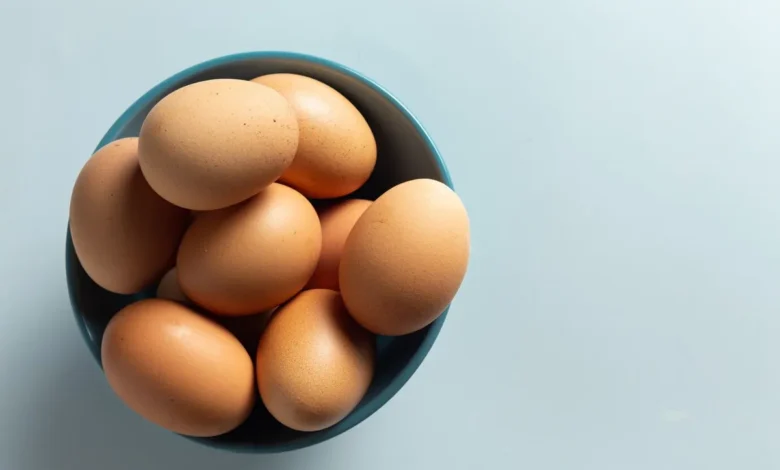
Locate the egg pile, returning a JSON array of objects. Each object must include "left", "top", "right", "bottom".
[{"left": 69, "top": 74, "right": 470, "bottom": 437}]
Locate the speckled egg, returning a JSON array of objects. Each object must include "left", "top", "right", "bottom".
[
  {"left": 251, "top": 74, "right": 376, "bottom": 199},
  {"left": 138, "top": 79, "right": 299, "bottom": 210}
]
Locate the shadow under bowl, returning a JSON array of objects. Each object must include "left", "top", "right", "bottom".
[{"left": 66, "top": 51, "right": 453, "bottom": 453}]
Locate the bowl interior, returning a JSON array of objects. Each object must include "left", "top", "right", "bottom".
[{"left": 66, "top": 52, "right": 452, "bottom": 453}]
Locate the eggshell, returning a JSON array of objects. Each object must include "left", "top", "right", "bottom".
[
  {"left": 101, "top": 299, "right": 255, "bottom": 437},
  {"left": 257, "top": 289, "right": 374, "bottom": 432},
  {"left": 69, "top": 137, "right": 189, "bottom": 294},
  {"left": 339, "top": 179, "right": 470, "bottom": 335},
  {"left": 138, "top": 79, "right": 299, "bottom": 210},
  {"left": 306, "top": 199, "right": 372, "bottom": 290},
  {"left": 177, "top": 183, "right": 321, "bottom": 315},
  {"left": 156, "top": 267, "right": 188, "bottom": 303},
  {"left": 251, "top": 74, "right": 376, "bottom": 199},
  {"left": 157, "top": 269, "right": 273, "bottom": 353}
]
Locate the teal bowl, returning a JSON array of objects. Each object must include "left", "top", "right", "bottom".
[{"left": 66, "top": 51, "right": 453, "bottom": 453}]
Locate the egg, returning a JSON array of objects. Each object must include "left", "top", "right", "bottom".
[
  {"left": 257, "top": 289, "right": 374, "bottom": 432},
  {"left": 156, "top": 267, "right": 188, "bottom": 303},
  {"left": 69, "top": 137, "right": 189, "bottom": 294},
  {"left": 156, "top": 267, "right": 270, "bottom": 352},
  {"left": 251, "top": 74, "right": 376, "bottom": 199},
  {"left": 306, "top": 199, "right": 372, "bottom": 290},
  {"left": 177, "top": 183, "right": 321, "bottom": 315},
  {"left": 101, "top": 299, "right": 255, "bottom": 437},
  {"left": 138, "top": 79, "right": 299, "bottom": 210},
  {"left": 339, "top": 179, "right": 470, "bottom": 335}
]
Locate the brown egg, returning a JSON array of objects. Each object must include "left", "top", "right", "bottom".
[
  {"left": 177, "top": 183, "right": 321, "bottom": 315},
  {"left": 101, "top": 299, "right": 255, "bottom": 437},
  {"left": 306, "top": 199, "right": 372, "bottom": 290},
  {"left": 156, "top": 268, "right": 271, "bottom": 353},
  {"left": 69, "top": 137, "right": 189, "bottom": 294},
  {"left": 138, "top": 79, "right": 299, "bottom": 210},
  {"left": 251, "top": 74, "right": 376, "bottom": 199},
  {"left": 257, "top": 289, "right": 374, "bottom": 432},
  {"left": 156, "top": 267, "right": 188, "bottom": 303},
  {"left": 339, "top": 179, "right": 470, "bottom": 335}
]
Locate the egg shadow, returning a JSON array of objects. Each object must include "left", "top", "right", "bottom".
[{"left": 14, "top": 327, "right": 320, "bottom": 470}]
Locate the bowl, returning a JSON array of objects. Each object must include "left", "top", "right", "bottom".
[{"left": 66, "top": 51, "right": 453, "bottom": 453}]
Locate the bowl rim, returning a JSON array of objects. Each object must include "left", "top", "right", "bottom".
[{"left": 67, "top": 50, "right": 454, "bottom": 453}]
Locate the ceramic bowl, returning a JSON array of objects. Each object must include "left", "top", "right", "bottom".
[{"left": 66, "top": 51, "right": 453, "bottom": 453}]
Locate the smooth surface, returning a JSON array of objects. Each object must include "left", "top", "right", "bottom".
[
  {"left": 339, "top": 179, "right": 469, "bottom": 335},
  {"left": 65, "top": 51, "right": 452, "bottom": 451},
  {"left": 257, "top": 289, "right": 375, "bottom": 432},
  {"left": 2, "top": 0, "right": 780, "bottom": 468},
  {"left": 69, "top": 137, "right": 189, "bottom": 294},
  {"left": 101, "top": 299, "right": 256, "bottom": 437},
  {"left": 177, "top": 182, "right": 322, "bottom": 317}
]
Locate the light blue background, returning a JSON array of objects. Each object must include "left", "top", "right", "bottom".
[{"left": 2, "top": 0, "right": 779, "bottom": 468}]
